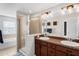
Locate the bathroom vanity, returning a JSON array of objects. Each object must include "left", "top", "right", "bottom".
[{"left": 35, "top": 36, "right": 79, "bottom": 56}]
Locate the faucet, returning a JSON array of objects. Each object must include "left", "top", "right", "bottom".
[
  {"left": 44, "top": 33, "right": 47, "bottom": 37},
  {"left": 67, "top": 37, "right": 72, "bottom": 41}
]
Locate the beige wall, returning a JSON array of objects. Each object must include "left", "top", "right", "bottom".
[
  {"left": 29, "top": 16, "right": 42, "bottom": 34},
  {"left": 17, "top": 16, "right": 25, "bottom": 50}
]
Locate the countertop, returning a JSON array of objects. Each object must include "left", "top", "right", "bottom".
[{"left": 35, "top": 37, "right": 79, "bottom": 50}]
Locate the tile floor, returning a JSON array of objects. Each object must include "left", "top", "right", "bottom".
[{"left": 0, "top": 46, "right": 17, "bottom": 56}]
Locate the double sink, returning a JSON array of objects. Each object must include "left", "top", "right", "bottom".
[{"left": 39, "top": 37, "right": 79, "bottom": 47}]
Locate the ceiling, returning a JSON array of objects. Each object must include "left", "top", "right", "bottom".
[{"left": 0, "top": 3, "right": 59, "bottom": 17}]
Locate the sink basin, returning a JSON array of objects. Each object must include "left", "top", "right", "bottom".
[
  {"left": 61, "top": 40, "right": 79, "bottom": 47},
  {"left": 39, "top": 37, "right": 50, "bottom": 40}
]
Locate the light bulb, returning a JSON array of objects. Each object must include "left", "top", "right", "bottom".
[
  {"left": 48, "top": 13, "right": 53, "bottom": 18},
  {"left": 61, "top": 8, "right": 66, "bottom": 15},
  {"left": 41, "top": 14, "right": 48, "bottom": 20},
  {"left": 68, "top": 6, "right": 72, "bottom": 14},
  {"left": 74, "top": 4, "right": 79, "bottom": 12}
]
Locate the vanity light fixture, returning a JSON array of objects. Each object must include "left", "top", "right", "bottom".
[
  {"left": 61, "top": 8, "right": 66, "bottom": 15},
  {"left": 48, "top": 11, "right": 53, "bottom": 17},
  {"left": 45, "top": 12, "right": 49, "bottom": 14},
  {"left": 61, "top": 4, "right": 73, "bottom": 14},
  {"left": 45, "top": 11, "right": 51, "bottom": 15},
  {"left": 61, "top": 3, "right": 79, "bottom": 15},
  {"left": 67, "top": 5, "right": 73, "bottom": 14},
  {"left": 41, "top": 13, "right": 48, "bottom": 20},
  {"left": 41, "top": 11, "right": 52, "bottom": 20}
]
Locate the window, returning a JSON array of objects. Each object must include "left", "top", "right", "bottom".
[{"left": 3, "top": 21, "right": 16, "bottom": 35}]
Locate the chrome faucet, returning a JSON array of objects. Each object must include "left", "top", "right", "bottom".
[
  {"left": 67, "top": 37, "right": 72, "bottom": 41},
  {"left": 43, "top": 33, "right": 47, "bottom": 37}
]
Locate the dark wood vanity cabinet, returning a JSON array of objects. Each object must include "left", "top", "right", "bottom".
[
  {"left": 67, "top": 49, "right": 79, "bottom": 56},
  {"left": 35, "top": 39, "right": 48, "bottom": 56},
  {"left": 35, "top": 39, "right": 41, "bottom": 56},
  {"left": 48, "top": 43, "right": 55, "bottom": 56},
  {"left": 35, "top": 39, "right": 79, "bottom": 56},
  {"left": 55, "top": 45, "right": 79, "bottom": 56},
  {"left": 55, "top": 45, "right": 67, "bottom": 56},
  {"left": 40, "top": 41, "right": 48, "bottom": 56},
  {"left": 55, "top": 51, "right": 67, "bottom": 56},
  {"left": 48, "top": 48, "right": 55, "bottom": 56}
]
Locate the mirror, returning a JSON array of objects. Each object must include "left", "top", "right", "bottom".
[{"left": 41, "top": 8, "right": 78, "bottom": 39}]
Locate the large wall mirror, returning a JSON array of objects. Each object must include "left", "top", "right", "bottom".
[
  {"left": 41, "top": 14, "right": 78, "bottom": 39},
  {"left": 41, "top": 4, "right": 79, "bottom": 39}
]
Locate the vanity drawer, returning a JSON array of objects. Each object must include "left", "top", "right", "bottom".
[
  {"left": 48, "top": 43, "right": 56, "bottom": 49},
  {"left": 56, "top": 45, "right": 67, "bottom": 53}
]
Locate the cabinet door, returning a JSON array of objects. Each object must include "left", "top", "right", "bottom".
[
  {"left": 35, "top": 40, "right": 41, "bottom": 56},
  {"left": 56, "top": 45, "right": 67, "bottom": 53},
  {"left": 35, "top": 44, "right": 40, "bottom": 56},
  {"left": 48, "top": 48, "right": 55, "bottom": 56},
  {"left": 55, "top": 45, "right": 67, "bottom": 56},
  {"left": 67, "top": 49, "right": 79, "bottom": 56},
  {"left": 55, "top": 51, "right": 67, "bottom": 56},
  {"left": 41, "top": 45, "right": 48, "bottom": 56}
]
